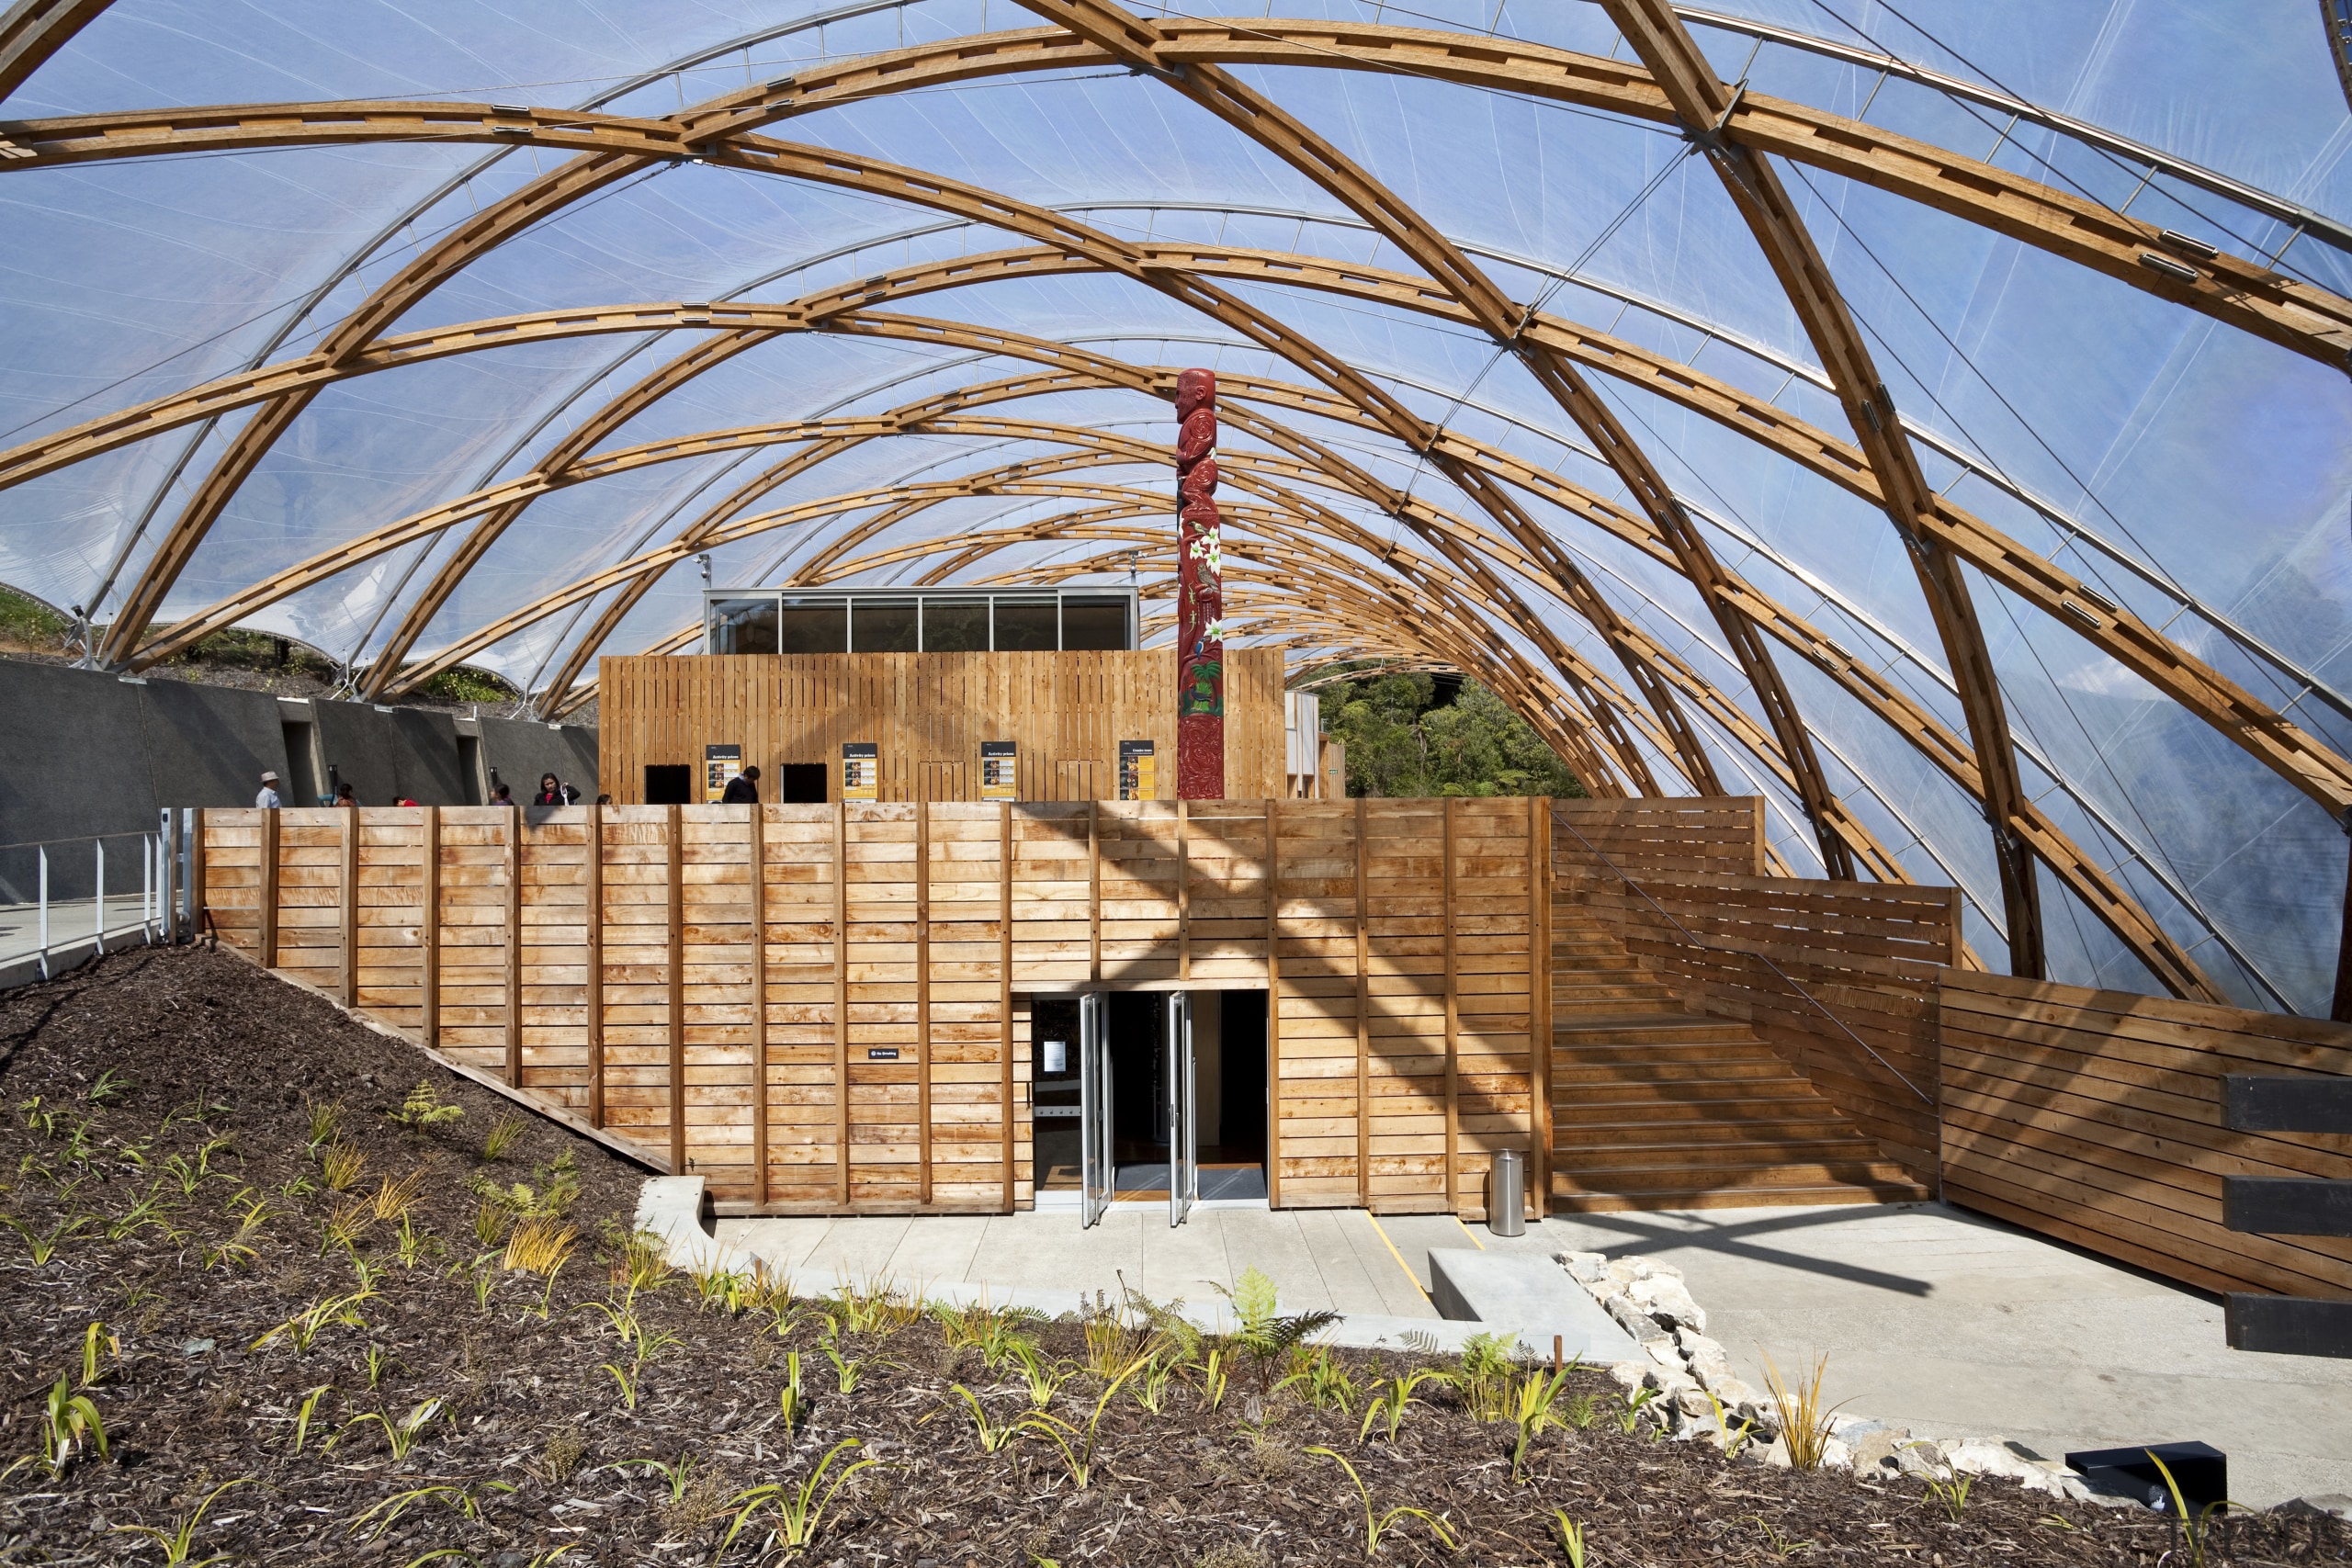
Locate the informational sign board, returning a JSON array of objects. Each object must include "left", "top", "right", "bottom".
[
  {"left": 1118, "top": 739, "right": 1157, "bottom": 800},
  {"left": 840, "top": 742, "right": 879, "bottom": 800},
  {"left": 703, "top": 743, "right": 742, "bottom": 803},
  {"left": 980, "top": 739, "right": 1018, "bottom": 800}
]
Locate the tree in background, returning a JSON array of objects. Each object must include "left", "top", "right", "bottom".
[{"left": 1317, "top": 669, "right": 1585, "bottom": 798}]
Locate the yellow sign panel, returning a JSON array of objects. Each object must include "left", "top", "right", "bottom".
[
  {"left": 704, "top": 743, "right": 742, "bottom": 803},
  {"left": 841, "top": 742, "right": 879, "bottom": 800},
  {"left": 1118, "top": 739, "right": 1156, "bottom": 801},
  {"left": 980, "top": 740, "right": 1018, "bottom": 800}
]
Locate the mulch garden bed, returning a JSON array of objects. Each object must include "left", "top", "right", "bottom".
[{"left": 0, "top": 945, "right": 2343, "bottom": 1566}]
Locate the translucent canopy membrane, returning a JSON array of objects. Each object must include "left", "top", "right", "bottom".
[{"left": 2, "top": 0, "right": 2347, "bottom": 1014}]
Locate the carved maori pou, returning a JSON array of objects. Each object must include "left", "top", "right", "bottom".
[{"left": 1174, "top": 367, "right": 1225, "bottom": 799}]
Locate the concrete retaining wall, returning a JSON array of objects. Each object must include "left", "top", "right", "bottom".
[{"left": 0, "top": 660, "right": 597, "bottom": 897}]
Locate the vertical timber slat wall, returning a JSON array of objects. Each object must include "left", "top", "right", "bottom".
[
  {"left": 601, "top": 649, "right": 1283, "bottom": 804},
  {"left": 197, "top": 800, "right": 1539, "bottom": 1217}
]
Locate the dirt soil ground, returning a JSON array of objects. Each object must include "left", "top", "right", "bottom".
[{"left": 0, "top": 946, "right": 2343, "bottom": 1566}]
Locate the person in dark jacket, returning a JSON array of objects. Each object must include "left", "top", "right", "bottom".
[
  {"left": 721, "top": 764, "right": 761, "bottom": 805},
  {"left": 536, "top": 773, "right": 579, "bottom": 806}
]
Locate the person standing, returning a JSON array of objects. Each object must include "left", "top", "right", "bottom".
[
  {"left": 334, "top": 783, "right": 357, "bottom": 808},
  {"left": 536, "top": 773, "right": 579, "bottom": 806},
  {"left": 721, "top": 764, "right": 761, "bottom": 805},
  {"left": 255, "top": 771, "right": 283, "bottom": 808},
  {"left": 491, "top": 783, "right": 514, "bottom": 807}
]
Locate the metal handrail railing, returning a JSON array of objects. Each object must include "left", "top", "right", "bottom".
[
  {"left": 0, "top": 815, "right": 198, "bottom": 984},
  {"left": 1550, "top": 807, "right": 1933, "bottom": 1106}
]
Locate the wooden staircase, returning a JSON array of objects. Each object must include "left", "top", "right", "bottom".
[{"left": 1549, "top": 898, "right": 1931, "bottom": 1212}]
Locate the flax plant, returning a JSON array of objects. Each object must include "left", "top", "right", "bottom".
[
  {"left": 1758, "top": 1351, "right": 1848, "bottom": 1472},
  {"left": 110, "top": 1478, "right": 247, "bottom": 1566},
  {"left": 1306, "top": 1446, "right": 1460, "bottom": 1557}
]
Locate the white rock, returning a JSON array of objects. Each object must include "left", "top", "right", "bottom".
[
  {"left": 1606, "top": 1360, "right": 1651, "bottom": 1395},
  {"left": 1945, "top": 1441, "right": 2041, "bottom": 1483},
  {"left": 1820, "top": 1436, "right": 1853, "bottom": 1472},
  {"left": 1604, "top": 1256, "right": 1683, "bottom": 1286},
  {"left": 1645, "top": 1338, "right": 1685, "bottom": 1371},
  {"left": 1894, "top": 1440, "right": 1951, "bottom": 1482},
  {"left": 1601, "top": 1292, "right": 1677, "bottom": 1350},
  {"left": 1676, "top": 1327, "right": 1730, "bottom": 1372},
  {"left": 1845, "top": 1425, "right": 1908, "bottom": 1475},
  {"left": 1626, "top": 1273, "right": 1707, "bottom": 1333},
  {"left": 1557, "top": 1251, "right": 1610, "bottom": 1284}
]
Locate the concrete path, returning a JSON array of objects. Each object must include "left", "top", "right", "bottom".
[
  {"left": 718, "top": 1197, "right": 2352, "bottom": 1506},
  {"left": 0, "top": 896, "right": 159, "bottom": 988},
  {"left": 717, "top": 1203, "right": 1438, "bottom": 1321},
  {"left": 1379, "top": 1201, "right": 2352, "bottom": 1508}
]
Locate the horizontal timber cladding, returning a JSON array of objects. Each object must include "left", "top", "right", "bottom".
[
  {"left": 598, "top": 649, "right": 1283, "bottom": 804},
  {"left": 1552, "top": 800, "right": 1954, "bottom": 1186},
  {"left": 1553, "top": 796, "right": 1766, "bottom": 880},
  {"left": 198, "top": 799, "right": 1542, "bottom": 1216},
  {"left": 1939, "top": 971, "right": 2352, "bottom": 1299}
]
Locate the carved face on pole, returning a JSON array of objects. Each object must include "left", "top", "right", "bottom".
[{"left": 1174, "top": 369, "right": 1224, "bottom": 798}]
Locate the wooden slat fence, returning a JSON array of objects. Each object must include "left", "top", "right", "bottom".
[
  {"left": 1552, "top": 799, "right": 1955, "bottom": 1184},
  {"left": 1941, "top": 972, "right": 2352, "bottom": 1298},
  {"left": 199, "top": 799, "right": 1544, "bottom": 1217}
]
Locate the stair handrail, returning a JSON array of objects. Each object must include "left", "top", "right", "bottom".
[{"left": 1549, "top": 806, "right": 1933, "bottom": 1106}]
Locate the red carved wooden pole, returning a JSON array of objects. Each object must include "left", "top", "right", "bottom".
[{"left": 1175, "top": 368, "right": 1226, "bottom": 799}]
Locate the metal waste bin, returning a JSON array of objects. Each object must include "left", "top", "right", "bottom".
[{"left": 1488, "top": 1149, "right": 1526, "bottom": 1236}]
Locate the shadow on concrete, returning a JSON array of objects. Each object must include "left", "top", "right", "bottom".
[{"left": 1554, "top": 1205, "right": 1937, "bottom": 1298}]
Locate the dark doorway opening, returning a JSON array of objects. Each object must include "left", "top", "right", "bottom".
[
  {"left": 644, "top": 764, "right": 692, "bottom": 805},
  {"left": 1035, "top": 990, "right": 1268, "bottom": 1208},
  {"left": 780, "top": 762, "right": 828, "bottom": 804}
]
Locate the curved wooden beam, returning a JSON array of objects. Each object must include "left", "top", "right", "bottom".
[
  {"left": 22, "top": 242, "right": 2342, "bottom": 841},
  {"left": 1017, "top": 0, "right": 1854, "bottom": 868},
  {"left": 0, "top": 0, "right": 111, "bottom": 102},
  {"left": 1605, "top": 0, "right": 2042, "bottom": 973},
  {"left": 10, "top": 22, "right": 2344, "bottom": 365}
]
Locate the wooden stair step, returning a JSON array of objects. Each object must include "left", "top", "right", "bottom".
[
  {"left": 1552, "top": 1118, "right": 1872, "bottom": 1145},
  {"left": 1554, "top": 1016, "right": 1754, "bottom": 1039},
  {"left": 1552, "top": 1059, "right": 1807, "bottom": 1085},
  {"left": 1553, "top": 1087, "right": 1833, "bottom": 1114},
  {"left": 1551, "top": 1040, "right": 1790, "bottom": 1064},
  {"left": 1551, "top": 1158, "right": 1925, "bottom": 1193},
  {"left": 1546, "top": 1183, "right": 1928, "bottom": 1213},
  {"left": 1555, "top": 1138, "right": 1892, "bottom": 1169}
]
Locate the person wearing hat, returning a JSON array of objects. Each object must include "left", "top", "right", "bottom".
[{"left": 255, "top": 771, "right": 283, "bottom": 809}]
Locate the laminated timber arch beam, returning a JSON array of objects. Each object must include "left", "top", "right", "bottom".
[
  {"left": 0, "top": 0, "right": 107, "bottom": 101},
  {"left": 36, "top": 131, "right": 1717, "bottom": 800},
  {"left": 22, "top": 237, "right": 2349, "bottom": 835},
  {"left": 17, "top": 264, "right": 2229, "bottom": 998},
  {"left": 1603, "top": 0, "right": 2041, "bottom": 975},
  {"left": 1010, "top": 0, "right": 1843, "bottom": 875},
  {"left": 10, "top": 22, "right": 2346, "bottom": 367}
]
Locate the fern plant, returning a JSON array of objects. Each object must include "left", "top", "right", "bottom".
[
  {"left": 387, "top": 1081, "right": 464, "bottom": 1132},
  {"left": 1210, "top": 1267, "right": 1339, "bottom": 1395}
]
